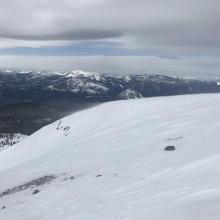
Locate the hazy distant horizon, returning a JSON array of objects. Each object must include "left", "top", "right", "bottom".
[{"left": 0, "top": 55, "right": 220, "bottom": 78}]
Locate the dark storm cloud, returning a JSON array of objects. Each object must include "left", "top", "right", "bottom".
[{"left": 1, "top": 30, "right": 122, "bottom": 41}]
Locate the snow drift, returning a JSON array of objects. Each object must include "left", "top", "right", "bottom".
[{"left": 0, "top": 94, "right": 220, "bottom": 220}]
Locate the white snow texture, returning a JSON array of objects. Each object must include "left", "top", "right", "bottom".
[{"left": 0, "top": 94, "right": 220, "bottom": 220}]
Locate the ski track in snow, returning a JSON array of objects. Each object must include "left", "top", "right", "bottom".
[{"left": 0, "top": 94, "right": 220, "bottom": 219}]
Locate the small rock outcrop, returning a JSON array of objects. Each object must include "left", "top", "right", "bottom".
[
  {"left": 96, "top": 174, "right": 102, "bottom": 178},
  {"left": 164, "top": 146, "right": 176, "bottom": 151},
  {"left": 0, "top": 175, "right": 55, "bottom": 198},
  {"left": 32, "top": 189, "right": 40, "bottom": 195}
]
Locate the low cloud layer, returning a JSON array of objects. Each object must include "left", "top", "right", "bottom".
[
  {"left": 0, "top": 0, "right": 220, "bottom": 74},
  {"left": 1, "top": 55, "right": 220, "bottom": 79},
  {"left": 1, "top": 30, "right": 122, "bottom": 41}
]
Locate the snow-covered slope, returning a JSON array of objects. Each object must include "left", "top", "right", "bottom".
[{"left": 0, "top": 94, "right": 220, "bottom": 220}]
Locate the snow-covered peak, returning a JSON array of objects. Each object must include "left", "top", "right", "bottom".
[
  {"left": 66, "top": 70, "right": 101, "bottom": 81},
  {"left": 18, "top": 70, "right": 33, "bottom": 74},
  {"left": 117, "top": 89, "right": 143, "bottom": 99},
  {"left": 123, "top": 75, "right": 132, "bottom": 82},
  {"left": 49, "top": 71, "right": 67, "bottom": 76},
  {"left": 2, "top": 69, "right": 14, "bottom": 73}
]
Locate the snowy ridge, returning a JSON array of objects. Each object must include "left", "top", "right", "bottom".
[
  {"left": 0, "top": 94, "right": 220, "bottom": 219},
  {"left": 68, "top": 70, "right": 101, "bottom": 81}
]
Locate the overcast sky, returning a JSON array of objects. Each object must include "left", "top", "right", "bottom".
[{"left": 0, "top": 0, "right": 220, "bottom": 76}]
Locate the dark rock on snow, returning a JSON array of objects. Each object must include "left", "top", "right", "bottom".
[
  {"left": 164, "top": 146, "right": 176, "bottom": 151},
  {"left": 96, "top": 175, "right": 102, "bottom": 178},
  {"left": 0, "top": 175, "right": 55, "bottom": 198},
  {"left": 32, "top": 189, "right": 40, "bottom": 195}
]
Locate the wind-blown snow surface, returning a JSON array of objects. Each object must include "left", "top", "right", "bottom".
[{"left": 0, "top": 94, "right": 220, "bottom": 220}]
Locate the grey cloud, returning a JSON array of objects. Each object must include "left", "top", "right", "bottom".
[
  {"left": 0, "top": 0, "right": 220, "bottom": 60},
  {"left": 1, "top": 30, "right": 122, "bottom": 41}
]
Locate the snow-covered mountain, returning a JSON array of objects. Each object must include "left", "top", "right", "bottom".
[
  {"left": 117, "top": 89, "right": 143, "bottom": 99},
  {"left": 0, "top": 94, "right": 220, "bottom": 220}
]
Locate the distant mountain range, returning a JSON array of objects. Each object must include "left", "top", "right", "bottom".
[{"left": 1, "top": 69, "right": 220, "bottom": 105}]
